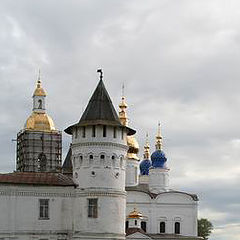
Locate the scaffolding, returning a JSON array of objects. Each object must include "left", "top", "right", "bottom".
[{"left": 16, "top": 129, "right": 62, "bottom": 172}]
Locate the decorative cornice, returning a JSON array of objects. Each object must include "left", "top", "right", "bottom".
[
  {"left": 0, "top": 189, "right": 75, "bottom": 198},
  {"left": 72, "top": 141, "right": 128, "bottom": 150}
]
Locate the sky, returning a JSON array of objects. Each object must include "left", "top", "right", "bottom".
[{"left": 0, "top": 0, "right": 240, "bottom": 239}]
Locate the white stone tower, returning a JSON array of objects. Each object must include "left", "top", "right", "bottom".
[
  {"left": 65, "top": 70, "right": 136, "bottom": 240},
  {"left": 149, "top": 124, "right": 169, "bottom": 193},
  {"left": 118, "top": 90, "right": 139, "bottom": 187}
]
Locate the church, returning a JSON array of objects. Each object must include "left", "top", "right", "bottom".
[{"left": 0, "top": 70, "right": 199, "bottom": 240}]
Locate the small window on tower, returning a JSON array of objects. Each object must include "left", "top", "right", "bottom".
[
  {"left": 113, "top": 127, "right": 117, "bottom": 138},
  {"left": 38, "top": 99, "right": 43, "bottom": 109},
  {"left": 92, "top": 125, "right": 96, "bottom": 137},
  {"left": 103, "top": 125, "right": 107, "bottom": 137},
  {"left": 88, "top": 198, "right": 98, "bottom": 218},
  {"left": 82, "top": 126, "right": 86, "bottom": 138},
  {"left": 121, "top": 128, "right": 124, "bottom": 140},
  {"left": 75, "top": 127, "right": 78, "bottom": 139}
]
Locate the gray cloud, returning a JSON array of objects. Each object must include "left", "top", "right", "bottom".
[{"left": 0, "top": 1, "right": 240, "bottom": 239}]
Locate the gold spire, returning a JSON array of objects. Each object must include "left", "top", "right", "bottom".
[
  {"left": 143, "top": 133, "right": 150, "bottom": 159},
  {"left": 118, "top": 86, "right": 139, "bottom": 160},
  {"left": 155, "top": 122, "right": 162, "bottom": 150},
  {"left": 118, "top": 84, "right": 128, "bottom": 126},
  {"left": 24, "top": 71, "right": 56, "bottom": 132},
  {"left": 33, "top": 69, "right": 46, "bottom": 97}
]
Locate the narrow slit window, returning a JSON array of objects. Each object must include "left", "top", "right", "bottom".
[
  {"left": 82, "top": 126, "right": 86, "bottom": 138},
  {"left": 113, "top": 127, "right": 117, "bottom": 138},
  {"left": 103, "top": 125, "right": 107, "bottom": 137},
  {"left": 121, "top": 128, "right": 124, "bottom": 140},
  {"left": 92, "top": 125, "right": 96, "bottom": 137}
]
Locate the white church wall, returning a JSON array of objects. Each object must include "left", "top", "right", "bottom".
[
  {"left": 0, "top": 184, "right": 75, "bottom": 239},
  {"left": 126, "top": 191, "right": 198, "bottom": 236}
]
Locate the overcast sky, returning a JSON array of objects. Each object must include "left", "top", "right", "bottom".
[{"left": 0, "top": 0, "right": 240, "bottom": 239}]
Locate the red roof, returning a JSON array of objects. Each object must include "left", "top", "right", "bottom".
[{"left": 0, "top": 172, "right": 76, "bottom": 186}]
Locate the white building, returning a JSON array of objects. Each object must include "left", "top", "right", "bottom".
[{"left": 0, "top": 70, "right": 199, "bottom": 240}]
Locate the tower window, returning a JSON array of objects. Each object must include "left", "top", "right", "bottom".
[
  {"left": 121, "top": 128, "right": 124, "bottom": 139},
  {"left": 39, "top": 199, "right": 49, "bottom": 219},
  {"left": 175, "top": 222, "right": 180, "bottom": 234},
  {"left": 103, "top": 125, "right": 107, "bottom": 137},
  {"left": 75, "top": 127, "right": 78, "bottom": 139},
  {"left": 82, "top": 126, "right": 86, "bottom": 138},
  {"left": 113, "top": 127, "right": 117, "bottom": 138},
  {"left": 38, "top": 99, "right": 43, "bottom": 109},
  {"left": 38, "top": 153, "right": 47, "bottom": 172},
  {"left": 88, "top": 198, "right": 98, "bottom": 218},
  {"left": 160, "top": 222, "right": 165, "bottom": 233},
  {"left": 100, "top": 155, "right": 105, "bottom": 160},
  {"left": 141, "top": 221, "right": 147, "bottom": 232},
  {"left": 135, "top": 220, "right": 137, "bottom": 225},
  {"left": 92, "top": 125, "right": 96, "bottom": 137}
]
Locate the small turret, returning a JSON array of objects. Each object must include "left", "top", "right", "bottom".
[{"left": 149, "top": 123, "right": 169, "bottom": 193}]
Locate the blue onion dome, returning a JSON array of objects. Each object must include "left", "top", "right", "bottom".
[
  {"left": 151, "top": 123, "right": 168, "bottom": 168},
  {"left": 151, "top": 150, "right": 167, "bottom": 168},
  {"left": 140, "top": 159, "right": 152, "bottom": 175},
  {"left": 140, "top": 136, "right": 152, "bottom": 175}
]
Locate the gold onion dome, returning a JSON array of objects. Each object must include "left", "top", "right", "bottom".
[
  {"left": 33, "top": 76, "right": 46, "bottom": 97},
  {"left": 118, "top": 90, "right": 139, "bottom": 160},
  {"left": 127, "top": 135, "right": 139, "bottom": 160},
  {"left": 24, "top": 112, "right": 56, "bottom": 132},
  {"left": 128, "top": 208, "right": 143, "bottom": 219}
]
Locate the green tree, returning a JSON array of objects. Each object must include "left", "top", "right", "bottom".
[{"left": 198, "top": 218, "right": 213, "bottom": 240}]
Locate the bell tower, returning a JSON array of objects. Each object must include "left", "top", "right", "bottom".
[{"left": 16, "top": 73, "right": 62, "bottom": 172}]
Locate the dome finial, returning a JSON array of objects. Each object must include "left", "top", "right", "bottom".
[
  {"left": 33, "top": 69, "right": 46, "bottom": 97},
  {"left": 118, "top": 83, "right": 128, "bottom": 126},
  {"left": 155, "top": 122, "right": 162, "bottom": 150},
  {"left": 144, "top": 132, "right": 150, "bottom": 159}
]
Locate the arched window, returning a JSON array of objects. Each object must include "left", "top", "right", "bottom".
[
  {"left": 141, "top": 221, "right": 147, "bottom": 232},
  {"left": 38, "top": 99, "right": 42, "bottom": 109},
  {"left": 38, "top": 153, "right": 47, "bottom": 172},
  {"left": 100, "top": 154, "right": 105, "bottom": 166},
  {"left": 79, "top": 155, "right": 83, "bottom": 166},
  {"left": 160, "top": 222, "right": 165, "bottom": 233},
  {"left": 175, "top": 222, "right": 180, "bottom": 234},
  {"left": 89, "top": 155, "right": 93, "bottom": 165}
]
